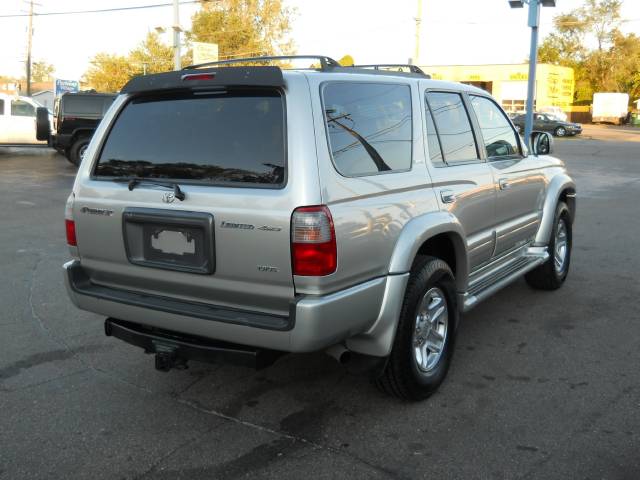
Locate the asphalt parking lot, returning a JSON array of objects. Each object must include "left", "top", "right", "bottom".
[{"left": 1, "top": 124, "right": 639, "bottom": 480}]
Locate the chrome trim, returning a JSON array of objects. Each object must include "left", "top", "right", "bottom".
[{"left": 462, "top": 247, "right": 549, "bottom": 312}]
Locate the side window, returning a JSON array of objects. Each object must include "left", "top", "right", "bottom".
[
  {"left": 11, "top": 100, "right": 36, "bottom": 117},
  {"left": 425, "top": 92, "right": 479, "bottom": 165},
  {"left": 469, "top": 95, "right": 520, "bottom": 159},
  {"left": 424, "top": 102, "right": 444, "bottom": 166},
  {"left": 0, "top": 99, "right": 4, "bottom": 115},
  {"left": 322, "top": 82, "right": 412, "bottom": 176}
]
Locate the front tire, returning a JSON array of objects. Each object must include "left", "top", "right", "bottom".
[
  {"left": 376, "top": 256, "right": 458, "bottom": 401},
  {"left": 554, "top": 126, "right": 567, "bottom": 137},
  {"left": 525, "top": 201, "right": 572, "bottom": 290}
]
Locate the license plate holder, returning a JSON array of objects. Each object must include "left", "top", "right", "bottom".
[{"left": 123, "top": 208, "right": 215, "bottom": 274}]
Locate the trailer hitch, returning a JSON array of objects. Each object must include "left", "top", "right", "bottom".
[{"left": 153, "top": 341, "right": 188, "bottom": 372}]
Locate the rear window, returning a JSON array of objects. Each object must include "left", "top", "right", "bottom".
[
  {"left": 94, "top": 91, "right": 286, "bottom": 187},
  {"left": 63, "top": 95, "right": 114, "bottom": 115}
]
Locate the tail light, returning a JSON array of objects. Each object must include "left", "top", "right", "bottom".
[
  {"left": 65, "top": 219, "right": 77, "bottom": 246},
  {"left": 291, "top": 206, "right": 337, "bottom": 276},
  {"left": 65, "top": 194, "right": 77, "bottom": 247}
]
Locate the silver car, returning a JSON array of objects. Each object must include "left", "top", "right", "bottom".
[{"left": 63, "top": 56, "right": 575, "bottom": 400}]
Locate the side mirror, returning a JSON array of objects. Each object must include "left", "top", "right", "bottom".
[
  {"left": 530, "top": 131, "right": 553, "bottom": 156},
  {"left": 36, "top": 107, "right": 51, "bottom": 141}
]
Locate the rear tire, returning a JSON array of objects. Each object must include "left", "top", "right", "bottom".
[
  {"left": 376, "top": 256, "right": 458, "bottom": 401},
  {"left": 525, "top": 201, "right": 572, "bottom": 290},
  {"left": 69, "top": 137, "right": 90, "bottom": 167}
]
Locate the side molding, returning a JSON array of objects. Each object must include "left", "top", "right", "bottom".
[{"left": 534, "top": 174, "right": 576, "bottom": 246}]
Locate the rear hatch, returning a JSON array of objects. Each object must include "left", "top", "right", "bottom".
[{"left": 72, "top": 68, "right": 312, "bottom": 317}]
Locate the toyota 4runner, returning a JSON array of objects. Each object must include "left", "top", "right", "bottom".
[{"left": 63, "top": 56, "right": 576, "bottom": 400}]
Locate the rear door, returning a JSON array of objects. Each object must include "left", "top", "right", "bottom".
[
  {"left": 468, "top": 94, "right": 546, "bottom": 257},
  {"left": 73, "top": 75, "right": 315, "bottom": 317},
  {"left": 422, "top": 87, "right": 497, "bottom": 270}
]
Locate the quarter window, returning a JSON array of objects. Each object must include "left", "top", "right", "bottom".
[
  {"left": 322, "top": 82, "right": 412, "bottom": 176},
  {"left": 470, "top": 95, "right": 520, "bottom": 159},
  {"left": 425, "top": 92, "right": 478, "bottom": 165},
  {"left": 11, "top": 100, "right": 35, "bottom": 117}
]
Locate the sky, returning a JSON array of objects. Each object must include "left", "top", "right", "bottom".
[{"left": 1, "top": 0, "right": 639, "bottom": 81}]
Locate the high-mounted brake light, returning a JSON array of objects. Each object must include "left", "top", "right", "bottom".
[
  {"left": 65, "top": 219, "right": 77, "bottom": 247},
  {"left": 181, "top": 73, "right": 216, "bottom": 82},
  {"left": 291, "top": 206, "right": 337, "bottom": 276}
]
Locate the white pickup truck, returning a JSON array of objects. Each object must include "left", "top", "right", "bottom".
[{"left": 0, "top": 94, "right": 48, "bottom": 145}]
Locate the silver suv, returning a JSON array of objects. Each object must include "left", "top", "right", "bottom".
[{"left": 63, "top": 56, "right": 576, "bottom": 400}]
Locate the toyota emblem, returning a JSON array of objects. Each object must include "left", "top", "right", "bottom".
[{"left": 162, "top": 192, "right": 176, "bottom": 203}]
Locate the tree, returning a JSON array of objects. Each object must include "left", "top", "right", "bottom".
[
  {"left": 129, "top": 32, "right": 174, "bottom": 75},
  {"left": 84, "top": 53, "right": 134, "bottom": 92},
  {"left": 31, "top": 61, "right": 55, "bottom": 82},
  {"left": 188, "top": 0, "right": 295, "bottom": 60},
  {"left": 537, "top": 0, "right": 639, "bottom": 102},
  {"left": 84, "top": 32, "right": 183, "bottom": 92}
]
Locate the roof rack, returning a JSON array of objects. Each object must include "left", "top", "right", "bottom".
[
  {"left": 183, "top": 55, "right": 341, "bottom": 71},
  {"left": 352, "top": 64, "right": 430, "bottom": 77}
]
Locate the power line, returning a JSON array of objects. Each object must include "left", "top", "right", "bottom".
[{"left": 0, "top": 1, "right": 200, "bottom": 18}]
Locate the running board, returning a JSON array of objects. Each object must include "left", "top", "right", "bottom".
[{"left": 462, "top": 247, "right": 549, "bottom": 312}]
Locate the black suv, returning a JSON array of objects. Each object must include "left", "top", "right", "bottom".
[{"left": 51, "top": 92, "right": 116, "bottom": 165}]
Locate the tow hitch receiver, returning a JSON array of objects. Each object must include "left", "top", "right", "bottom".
[
  {"left": 153, "top": 342, "right": 188, "bottom": 372},
  {"left": 104, "top": 318, "right": 283, "bottom": 371}
]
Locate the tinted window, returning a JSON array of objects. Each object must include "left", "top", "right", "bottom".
[
  {"left": 424, "top": 103, "right": 444, "bottom": 166},
  {"left": 426, "top": 92, "right": 478, "bottom": 165},
  {"left": 11, "top": 100, "right": 35, "bottom": 117},
  {"left": 95, "top": 91, "right": 285, "bottom": 186},
  {"left": 322, "top": 82, "right": 412, "bottom": 176},
  {"left": 0, "top": 99, "right": 4, "bottom": 115},
  {"left": 470, "top": 95, "right": 520, "bottom": 159},
  {"left": 64, "top": 95, "right": 114, "bottom": 115}
]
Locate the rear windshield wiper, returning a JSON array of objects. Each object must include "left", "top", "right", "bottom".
[
  {"left": 326, "top": 111, "right": 391, "bottom": 172},
  {"left": 113, "top": 178, "right": 186, "bottom": 201}
]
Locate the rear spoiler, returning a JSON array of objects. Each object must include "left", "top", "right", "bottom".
[{"left": 120, "top": 66, "right": 284, "bottom": 94}]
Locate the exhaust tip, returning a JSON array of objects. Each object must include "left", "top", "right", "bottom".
[{"left": 325, "top": 344, "right": 351, "bottom": 365}]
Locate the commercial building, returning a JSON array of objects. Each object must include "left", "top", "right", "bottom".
[{"left": 422, "top": 63, "right": 574, "bottom": 115}]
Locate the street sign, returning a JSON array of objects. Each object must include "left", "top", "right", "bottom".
[
  {"left": 54, "top": 79, "right": 79, "bottom": 97},
  {"left": 193, "top": 42, "right": 219, "bottom": 65}
]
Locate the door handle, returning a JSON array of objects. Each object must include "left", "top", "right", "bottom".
[
  {"left": 498, "top": 178, "right": 511, "bottom": 190},
  {"left": 440, "top": 189, "right": 456, "bottom": 204}
]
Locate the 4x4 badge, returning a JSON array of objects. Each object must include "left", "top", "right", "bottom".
[{"left": 162, "top": 192, "right": 176, "bottom": 203}]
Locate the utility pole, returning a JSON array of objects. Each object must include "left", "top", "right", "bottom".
[
  {"left": 412, "top": 0, "right": 423, "bottom": 65},
  {"left": 172, "top": 0, "right": 181, "bottom": 70},
  {"left": 26, "top": 0, "right": 34, "bottom": 96},
  {"left": 509, "top": 0, "right": 556, "bottom": 144},
  {"left": 524, "top": 1, "right": 540, "bottom": 143}
]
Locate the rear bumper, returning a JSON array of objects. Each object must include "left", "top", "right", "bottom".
[{"left": 64, "top": 260, "right": 390, "bottom": 354}]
